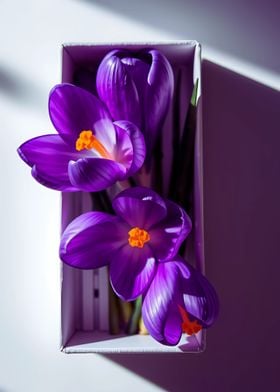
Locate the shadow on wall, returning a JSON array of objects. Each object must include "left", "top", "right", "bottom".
[
  {"left": 80, "top": 0, "right": 280, "bottom": 73},
  {"left": 101, "top": 61, "right": 280, "bottom": 391},
  {"left": 0, "top": 65, "right": 45, "bottom": 108}
]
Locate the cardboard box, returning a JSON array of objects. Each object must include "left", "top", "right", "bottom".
[{"left": 60, "top": 41, "right": 204, "bottom": 353}]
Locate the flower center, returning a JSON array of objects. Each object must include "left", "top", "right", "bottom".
[
  {"left": 178, "top": 305, "right": 202, "bottom": 335},
  {"left": 75, "top": 130, "right": 111, "bottom": 158},
  {"left": 128, "top": 227, "right": 150, "bottom": 248}
]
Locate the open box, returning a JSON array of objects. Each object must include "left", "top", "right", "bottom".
[{"left": 60, "top": 41, "right": 204, "bottom": 353}]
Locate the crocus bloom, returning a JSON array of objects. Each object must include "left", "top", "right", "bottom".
[
  {"left": 96, "top": 49, "right": 174, "bottom": 156},
  {"left": 60, "top": 186, "right": 191, "bottom": 301},
  {"left": 17, "top": 84, "right": 146, "bottom": 192},
  {"left": 142, "top": 257, "right": 219, "bottom": 346}
]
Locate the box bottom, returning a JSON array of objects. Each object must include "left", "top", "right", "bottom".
[{"left": 62, "top": 330, "right": 205, "bottom": 353}]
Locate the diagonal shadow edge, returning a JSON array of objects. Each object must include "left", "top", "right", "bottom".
[{"left": 97, "top": 61, "right": 280, "bottom": 392}]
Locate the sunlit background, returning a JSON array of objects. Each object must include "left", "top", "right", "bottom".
[{"left": 0, "top": 0, "right": 279, "bottom": 391}]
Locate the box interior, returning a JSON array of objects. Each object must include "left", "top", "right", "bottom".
[{"left": 61, "top": 41, "right": 204, "bottom": 353}]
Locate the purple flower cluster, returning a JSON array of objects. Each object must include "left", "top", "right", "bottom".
[
  {"left": 60, "top": 186, "right": 218, "bottom": 345},
  {"left": 17, "top": 48, "right": 219, "bottom": 346},
  {"left": 18, "top": 84, "right": 145, "bottom": 192}
]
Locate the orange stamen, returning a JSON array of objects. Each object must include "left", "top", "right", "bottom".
[
  {"left": 75, "top": 130, "right": 111, "bottom": 159},
  {"left": 178, "top": 305, "right": 202, "bottom": 335},
  {"left": 128, "top": 227, "right": 150, "bottom": 248}
]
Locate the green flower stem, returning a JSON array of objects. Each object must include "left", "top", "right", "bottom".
[
  {"left": 127, "top": 296, "right": 142, "bottom": 335},
  {"left": 108, "top": 284, "right": 120, "bottom": 334},
  {"left": 118, "top": 299, "right": 133, "bottom": 331}
]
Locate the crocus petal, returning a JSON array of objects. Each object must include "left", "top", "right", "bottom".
[
  {"left": 112, "top": 121, "right": 134, "bottom": 169},
  {"left": 110, "top": 244, "right": 156, "bottom": 301},
  {"left": 114, "top": 120, "right": 146, "bottom": 174},
  {"left": 149, "top": 200, "right": 192, "bottom": 261},
  {"left": 91, "top": 118, "right": 117, "bottom": 154},
  {"left": 176, "top": 258, "right": 219, "bottom": 327},
  {"left": 68, "top": 157, "right": 126, "bottom": 192},
  {"left": 49, "top": 83, "right": 112, "bottom": 146},
  {"left": 142, "top": 261, "right": 182, "bottom": 345},
  {"left": 142, "top": 259, "right": 219, "bottom": 346},
  {"left": 96, "top": 50, "right": 174, "bottom": 155},
  {"left": 163, "top": 308, "right": 184, "bottom": 346},
  {"left": 112, "top": 186, "right": 166, "bottom": 229},
  {"left": 120, "top": 56, "right": 150, "bottom": 106},
  {"left": 96, "top": 51, "right": 141, "bottom": 128},
  {"left": 60, "top": 211, "right": 128, "bottom": 269},
  {"left": 17, "top": 134, "right": 80, "bottom": 191},
  {"left": 143, "top": 50, "right": 174, "bottom": 152}
]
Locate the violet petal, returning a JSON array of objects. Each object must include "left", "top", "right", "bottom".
[
  {"left": 120, "top": 56, "right": 150, "bottom": 119},
  {"left": 176, "top": 258, "right": 219, "bottom": 327},
  {"left": 143, "top": 49, "right": 174, "bottom": 152},
  {"left": 149, "top": 200, "right": 192, "bottom": 261},
  {"left": 96, "top": 49, "right": 174, "bottom": 155},
  {"left": 68, "top": 157, "right": 126, "bottom": 192},
  {"left": 96, "top": 52, "right": 141, "bottom": 128},
  {"left": 112, "top": 121, "right": 134, "bottom": 170},
  {"left": 17, "top": 134, "right": 79, "bottom": 191},
  {"left": 49, "top": 83, "right": 111, "bottom": 146},
  {"left": 60, "top": 212, "right": 128, "bottom": 269},
  {"left": 114, "top": 120, "right": 146, "bottom": 175},
  {"left": 142, "top": 259, "right": 219, "bottom": 346},
  {"left": 142, "top": 261, "right": 182, "bottom": 345},
  {"left": 112, "top": 186, "right": 167, "bottom": 229},
  {"left": 110, "top": 244, "right": 156, "bottom": 301}
]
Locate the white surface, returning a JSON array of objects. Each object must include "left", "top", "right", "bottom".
[
  {"left": 0, "top": 0, "right": 278, "bottom": 391},
  {"left": 82, "top": 270, "right": 94, "bottom": 331},
  {"left": 0, "top": 1, "right": 170, "bottom": 391},
  {"left": 63, "top": 332, "right": 203, "bottom": 353}
]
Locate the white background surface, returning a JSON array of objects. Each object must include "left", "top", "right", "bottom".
[
  {"left": 0, "top": 1, "right": 279, "bottom": 391},
  {"left": 0, "top": 2, "right": 170, "bottom": 391}
]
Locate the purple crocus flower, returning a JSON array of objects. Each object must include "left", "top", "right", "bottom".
[
  {"left": 142, "top": 257, "right": 219, "bottom": 346},
  {"left": 96, "top": 49, "right": 174, "bottom": 156},
  {"left": 17, "top": 84, "right": 146, "bottom": 192},
  {"left": 60, "top": 186, "right": 191, "bottom": 301}
]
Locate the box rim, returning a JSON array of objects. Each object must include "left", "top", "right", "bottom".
[{"left": 60, "top": 41, "right": 204, "bottom": 353}]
